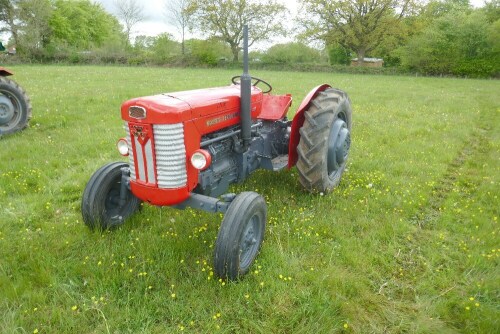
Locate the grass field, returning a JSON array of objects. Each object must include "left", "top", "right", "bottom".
[{"left": 0, "top": 65, "right": 499, "bottom": 333}]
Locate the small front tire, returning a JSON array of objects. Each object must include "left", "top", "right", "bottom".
[
  {"left": 81, "top": 162, "right": 141, "bottom": 230},
  {"left": 214, "top": 192, "right": 267, "bottom": 280}
]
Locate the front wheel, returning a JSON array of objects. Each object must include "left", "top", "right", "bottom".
[
  {"left": 214, "top": 192, "right": 267, "bottom": 280},
  {"left": 81, "top": 162, "right": 141, "bottom": 230},
  {"left": 297, "top": 88, "right": 352, "bottom": 193}
]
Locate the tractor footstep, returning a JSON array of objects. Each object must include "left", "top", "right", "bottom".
[{"left": 272, "top": 155, "right": 288, "bottom": 171}]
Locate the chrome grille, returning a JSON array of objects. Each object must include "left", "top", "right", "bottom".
[
  {"left": 124, "top": 123, "right": 136, "bottom": 180},
  {"left": 125, "top": 122, "right": 187, "bottom": 188},
  {"left": 153, "top": 124, "right": 187, "bottom": 188}
]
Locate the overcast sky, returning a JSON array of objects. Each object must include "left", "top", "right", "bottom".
[
  {"left": 92, "top": 0, "right": 297, "bottom": 48},
  {"left": 94, "top": 0, "right": 486, "bottom": 48},
  {"left": 0, "top": 1, "right": 487, "bottom": 47}
]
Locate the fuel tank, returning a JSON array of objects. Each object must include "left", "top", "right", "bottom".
[{"left": 121, "top": 85, "right": 263, "bottom": 134}]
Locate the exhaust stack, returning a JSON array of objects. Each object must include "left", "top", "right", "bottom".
[{"left": 240, "top": 24, "right": 251, "bottom": 149}]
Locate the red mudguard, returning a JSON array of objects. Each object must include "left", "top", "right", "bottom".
[
  {"left": 0, "top": 67, "right": 14, "bottom": 77},
  {"left": 288, "top": 84, "right": 332, "bottom": 168}
]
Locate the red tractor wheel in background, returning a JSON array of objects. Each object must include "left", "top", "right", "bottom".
[
  {"left": 0, "top": 77, "right": 32, "bottom": 135},
  {"left": 297, "top": 88, "right": 352, "bottom": 193}
]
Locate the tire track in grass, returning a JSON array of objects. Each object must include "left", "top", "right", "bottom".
[
  {"left": 410, "top": 125, "right": 490, "bottom": 229},
  {"left": 378, "top": 110, "right": 498, "bottom": 332},
  {"left": 377, "top": 120, "right": 494, "bottom": 327}
]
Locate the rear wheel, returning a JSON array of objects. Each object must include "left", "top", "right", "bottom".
[
  {"left": 296, "top": 88, "right": 352, "bottom": 193},
  {"left": 0, "top": 77, "right": 31, "bottom": 135},
  {"left": 81, "top": 162, "right": 141, "bottom": 230},
  {"left": 214, "top": 192, "right": 267, "bottom": 280}
]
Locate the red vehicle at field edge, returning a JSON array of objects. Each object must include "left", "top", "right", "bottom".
[{"left": 0, "top": 67, "right": 32, "bottom": 136}]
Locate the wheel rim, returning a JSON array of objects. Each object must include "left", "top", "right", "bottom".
[
  {"left": 327, "top": 118, "right": 351, "bottom": 179},
  {"left": 104, "top": 179, "right": 125, "bottom": 225},
  {"left": 239, "top": 214, "right": 263, "bottom": 269},
  {"left": 0, "top": 91, "right": 21, "bottom": 131}
]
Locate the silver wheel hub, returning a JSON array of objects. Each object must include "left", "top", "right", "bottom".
[
  {"left": 240, "top": 215, "right": 260, "bottom": 268},
  {"left": 0, "top": 95, "right": 15, "bottom": 125},
  {"left": 327, "top": 118, "right": 350, "bottom": 176}
]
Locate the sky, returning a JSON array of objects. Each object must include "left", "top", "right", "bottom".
[
  {"left": 93, "top": 0, "right": 295, "bottom": 48},
  {"left": 0, "top": 0, "right": 488, "bottom": 46},
  {"left": 94, "top": 0, "right": 486, "bottom": 48}
]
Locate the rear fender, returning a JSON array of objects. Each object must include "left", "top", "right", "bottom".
[
  {"left": 0, "top": 67, "right": 13, "bottom": 77},
  {"left": 288, "top": 84, "right": 331, "bottom": 168}
]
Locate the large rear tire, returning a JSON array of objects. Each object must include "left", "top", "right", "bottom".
[
  {"left": 0, "top": 77, "right": 31, "bottom": 135},
  {"left": 214, "top": 192, "right": 266, "bottom": 280},
  {"left": 296, "top": 88, "right": 352, "bottom": 193},
  {"left": 81, "top": 162, "right": 141, "bottom": 230}
]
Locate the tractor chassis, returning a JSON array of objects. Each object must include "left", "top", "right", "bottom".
[{"left": 120, "top": 166, "right": 232, "bottom": 214}]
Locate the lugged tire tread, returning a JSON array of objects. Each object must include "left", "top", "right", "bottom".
[
  {"left": 0, "top": 77, "right": 32, "bottom": 134},
  {"left": 214, "top": 192, "right": 266, "bottom": 280},
  {"left": 81, "top": 162, "right": 141, "bottom": 230},
  {"left": 296, "top": 88, "right": 352, "bottom": 193}
]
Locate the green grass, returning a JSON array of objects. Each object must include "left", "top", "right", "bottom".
[{"left": 1, "top": 65, "right": 499, "bottom": 333}]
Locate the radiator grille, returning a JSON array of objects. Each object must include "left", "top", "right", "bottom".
[
  {"left": 153, "top": 124, "right": 187, "bottom": 188},
  {"left": 125, "top": 123, "right": 136, "bottom": 180},
  {"left": 124, "top": 122, "right": 187, "bottom": 189}
]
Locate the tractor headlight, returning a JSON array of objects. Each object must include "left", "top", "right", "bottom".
[
  {"left": 117, "top": 138, "right": 129, "bottom": 156},
  {"left": 190, "top": 149, "right": 211, "bottom": 170}
]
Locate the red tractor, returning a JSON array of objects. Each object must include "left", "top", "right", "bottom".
[
  {"left": 82, "top": 27, "right": 352, "bottom": 280},
  {"left": 0, "top": 67, "right": 31, "bottom": 136}
]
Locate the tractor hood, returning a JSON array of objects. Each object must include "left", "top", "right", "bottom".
[{"left": 121, "top": 85, "right": 263, "bottom": 124}]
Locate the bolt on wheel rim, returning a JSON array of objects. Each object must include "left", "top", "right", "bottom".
[
  {"left": 240, "top": 214, "right": 262, "bottom": 269},
  {"left": 0, "top": 94, "right": 18, "bottom": 128},
  {"left": 105, "top": 180, "right": 124, "bottom": 224},
  {"left": 327, "top": 117, "right": 350, "bottom": 179}
]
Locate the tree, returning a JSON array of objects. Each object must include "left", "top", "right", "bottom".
[
  {"left": 114, "top": 0, "right": 145, "bottom": 44},
  {"left": 262, "top": 42, "right": 322, "bottom": 64},
  {"left": 300, "top": 0, "right": 420, "bottom": 65},
  {"left": 134, "top": 35, "right": 156, "bottom": 49},
  {"left": 0, "top": 0, "right": 21, "bottom": 46},
  {"left": 185, "top": 38, "right": 232, "bottom": 65},
  {"left": 50, "top": 0, "right": 124, "bottom": 49},
  {"left": 150, "top": 33, "right": 180, "bottom": 63},
  {"left": 0, "top": 0, "right": 52, "bottom": 56},
  {"left": 423, "top": 0, "right": 471, "bottom": 19},
  {"left": 0, "top": 0, "right": 18, "bottom": 44},
  {"left": 328, "top": 44, "right": 351, "bottom": 65},
  {"left": 482, "top": 0, "right": 500, "bottom": 22},
  {"left": 398, "top": 9, "right": 498, "bottom": 77},
  {"left": 190, "top": 0, "right": 287, "bottom": 61},
  {"left": 17, "top": 0, "right": 52, "bottom": 54},
  {"left": 165, "top": 0, "right": 192, "bottom": 55}
]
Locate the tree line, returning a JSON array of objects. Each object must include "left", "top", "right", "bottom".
[{"left": 1, "top": 0, "right": 498, "bottom": 77}]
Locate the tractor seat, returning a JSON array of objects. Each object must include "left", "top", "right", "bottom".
[{"left": 257, "top": 94, "right": 292, "bottom": 121}]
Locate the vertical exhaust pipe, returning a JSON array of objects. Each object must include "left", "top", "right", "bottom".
[{"left": 240, "top": 24, "right": 251, "bottom": 149}]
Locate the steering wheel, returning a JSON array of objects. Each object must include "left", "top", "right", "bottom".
[{"left": 231, "top": 76, "right": 273, "bottom": 93}]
